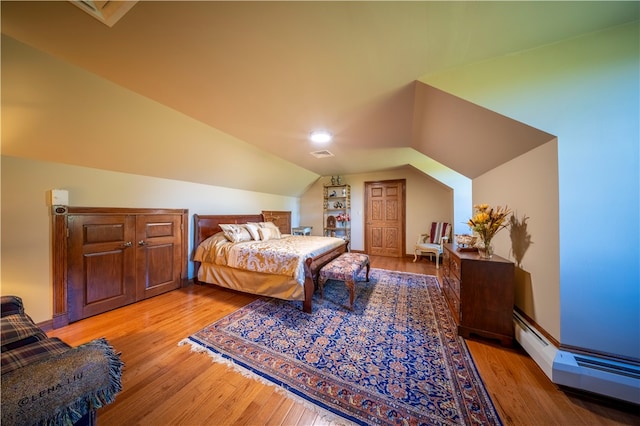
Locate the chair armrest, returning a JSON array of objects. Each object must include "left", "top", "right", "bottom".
[{"left": 417, "top": 233, "right": 430, "bottom": 244}]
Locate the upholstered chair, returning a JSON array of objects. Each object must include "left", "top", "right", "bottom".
[{"left": 413, "top": 222, "right": 451, "bottom": 268}]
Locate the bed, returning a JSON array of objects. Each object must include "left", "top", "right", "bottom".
[{"left": 192, "top": 214, "right": 348, "bottom": 313}]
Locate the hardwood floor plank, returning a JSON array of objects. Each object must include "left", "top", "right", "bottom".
[{"left": 46, "top": 255, "right": 639, "bottom": 425}]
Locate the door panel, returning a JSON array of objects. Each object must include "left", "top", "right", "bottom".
[
  {"left": 136, "top": 215, "right": 182, "bottom": 299},
  {"left": 67, "top": 215, "right": 136, "bottom": 322},
  {"left": 365, "top": 180, "right": 405, "bottom": 257}
]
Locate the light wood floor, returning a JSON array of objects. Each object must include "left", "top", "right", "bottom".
[{"left": 48, "top": 256, "right": 639, "bottom": 425}]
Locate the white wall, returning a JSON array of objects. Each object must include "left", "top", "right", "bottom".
[
  {"left": 1, "top": 35, "right": 317, "bottom": 198},
  {"left": 300, "top": 168, "right": 453, "bottom": 254},
  {"left": 1, "top": 155, "right": 298, "bottom": 323},
  {"left": 423, "top": 23, "right": 639, "bottom": 359},
  {"left": 474, "top": 141, "right": 560, "bottom": 339}
]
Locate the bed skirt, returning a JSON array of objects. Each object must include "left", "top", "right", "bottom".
[{"left": 198, "top": 263, "right": 305, "bottom": 301}]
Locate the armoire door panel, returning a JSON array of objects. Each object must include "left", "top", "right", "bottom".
[
  {"left": 142, "top": 221, "right": 175, "bottom": 238},
  {"left": 139, "top": 244, "right": 175, "bottom": 290},
  {"left": 67, "top": 215, "right": 136, "bottom": 322},
  {"left": 83, "top": 223, "right": 126, "bottom": 244},
  {"left": 84, "top": 251, "right": 127, "bottom": 304},
  {"left": 136, "top": 215, "right": 182, "bottom": 299}
]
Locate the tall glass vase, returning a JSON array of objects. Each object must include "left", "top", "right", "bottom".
[{"left": 479, "top": 238, "right": 493, "bottom": 259}]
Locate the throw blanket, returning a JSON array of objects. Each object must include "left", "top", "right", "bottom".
[{"left": 2, "top": 338, "right": 124, "bottom": 426}]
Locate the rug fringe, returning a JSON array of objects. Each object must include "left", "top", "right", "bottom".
[{"left": 178, "top": 338, "right": 356, "bottom": 426}]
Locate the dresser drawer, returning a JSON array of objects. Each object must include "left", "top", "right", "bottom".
[
  {"left": 449, "top": 253, "right": 461, "bottom": 280},
  {"left": 442, "top": 280, "right": 460, "bottom": 323},
  {"left": 448, "top": 274, "right": 460, "bottom": 299}
]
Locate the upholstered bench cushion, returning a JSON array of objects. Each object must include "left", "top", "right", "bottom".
[
  {"left": 319, "top": 253, "right": 370, "bottom": 309},
  {"left": 320, "top": 253, "right": 370, "bottom": 282}
]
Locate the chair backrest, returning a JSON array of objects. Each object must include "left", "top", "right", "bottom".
[{"left": 429, "top": 222, "right": 451, "bottom": 244}]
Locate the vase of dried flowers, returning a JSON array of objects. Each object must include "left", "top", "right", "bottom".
[{"left": 467, "top": 204, "right": 511, "bottom": 259}]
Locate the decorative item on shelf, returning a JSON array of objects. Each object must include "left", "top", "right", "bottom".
[
  {"left": 342, "top": 188, "right": 346, "bottom": 196},
  {"left": 455, "top": 234, "right": 478, "bottom": 252},
  {"left": 330, "top": 190, "right": 337, "bottom": 197},
  {"left": 331, "top": 176, "right": 336, "bottom": 185},
  {"left": 467, "top": 203, "right": 512, "bottom": 258},
  {"left": 337, "top": 175, "right": 342, "bottom": 185},
  {"left": 336, "top": 213, "right": 350, "bottom": 226},
  {"left": 326, "top": 215, "right": 336, "bottom": 229},
  {"left": 333, "top": 201, "right": 343, "bottom": 209}
]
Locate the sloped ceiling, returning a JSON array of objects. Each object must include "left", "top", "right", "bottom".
[{"left": 1, "top": 1, "right": 637, "bottom": 193}]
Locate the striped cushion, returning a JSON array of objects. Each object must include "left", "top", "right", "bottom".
[{"left": 429, "top": 222, "right": 450, "bottom": 244}]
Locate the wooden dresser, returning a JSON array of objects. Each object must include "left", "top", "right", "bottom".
[{"left": 441, "top": 243, "right": 515, "bottom": 346}]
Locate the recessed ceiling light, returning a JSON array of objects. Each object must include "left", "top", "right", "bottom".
[{"left": 309, "top": 130, "right": 333, "bottom": 143}]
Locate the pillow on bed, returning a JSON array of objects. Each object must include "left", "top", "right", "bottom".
[
  {"left": 244, "top": 223, "right": 261, "bottom": 240},
  {"left": 258, "top": 227, "right": 279, "bottom": 241},
  {"left": 259, "top": 221, "right": 282, "bottom": 239},
  {"left": 219, "top": 224, "right": 252, "bottom": 243},
  {"left": 247, "top": 221, "right": 282, "bottom": 239}
]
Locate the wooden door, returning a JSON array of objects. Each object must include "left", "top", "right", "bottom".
[
  {"left": 135, "top": 214, "right": 183, "bottom": 300},
  {"left": 67, "top": 215, "right": 136, "bottom": 322},
  {"left": 365, "top": 180, "right": 405, "bottom": 257}
]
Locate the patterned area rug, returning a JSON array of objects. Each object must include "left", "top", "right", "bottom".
[{"left": 180, "top": 268, "right": 501, "bottom": 425}]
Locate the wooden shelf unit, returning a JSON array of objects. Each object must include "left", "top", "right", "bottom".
[{"left": 323, "top": 184, "right": 350, "bottom": 241}]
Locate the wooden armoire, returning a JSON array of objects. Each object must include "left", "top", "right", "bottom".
[{"left": 52, "top": 207, "right": 188, "bottom": 326}]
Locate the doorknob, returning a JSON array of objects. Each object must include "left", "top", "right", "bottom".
[
  {"left": 138, "top": 240, "right": 146, "bottom": 246},
  {"left": 122, "top": 241, "right": 132, "bottom": 248}
]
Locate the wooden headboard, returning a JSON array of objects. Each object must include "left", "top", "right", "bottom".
[{"left": 193, "top": 214, "right": 264, "bottom": 249}]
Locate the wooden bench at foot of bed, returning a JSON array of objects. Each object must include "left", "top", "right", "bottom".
[{"left": 318, "top": 252, "right": 370, "bottom": 310}]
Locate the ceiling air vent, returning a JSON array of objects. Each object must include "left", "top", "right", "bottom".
[
  {"left": 69, "top": 1, "right": 138, "bottom": 27},
  {"left": 310, "top": 150, "right": 335, "bottom": 159}
]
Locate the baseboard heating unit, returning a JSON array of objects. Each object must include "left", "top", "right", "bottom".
[
  {"left": 553, "top": 351, "right": 640, "bottom": 405},
  {"left": 513, "top": 310, "right": 557, "bottom": 379},
  {"left": 513, "top": 311, "right": 640, "bottom": 405}
]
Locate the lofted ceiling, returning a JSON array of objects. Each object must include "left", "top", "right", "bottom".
[{"left": 1, "top": 1, "right": 638, "bottom": 182}]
